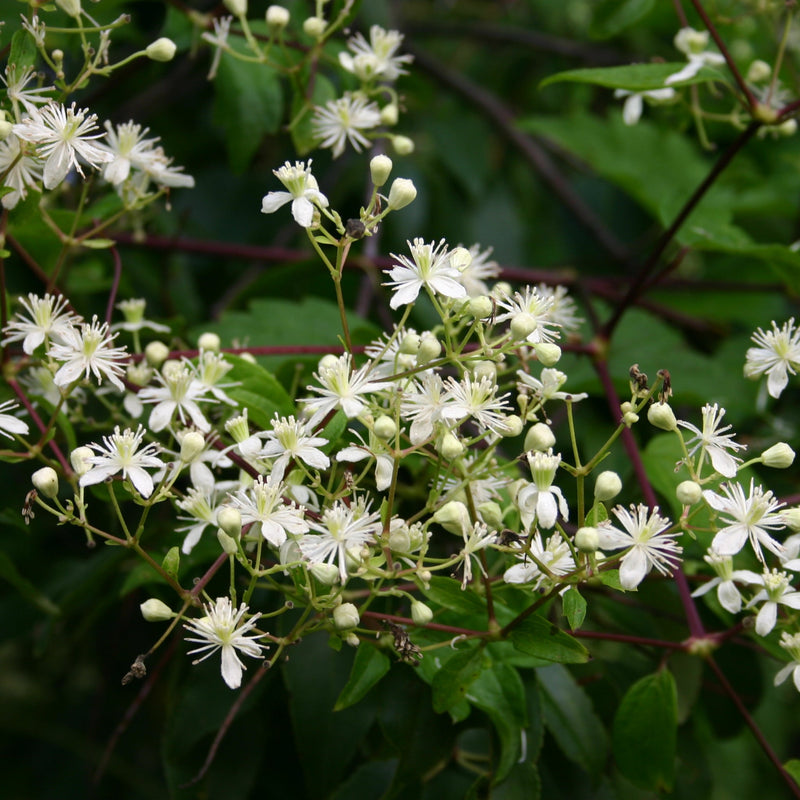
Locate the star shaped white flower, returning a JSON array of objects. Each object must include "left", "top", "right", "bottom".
[
  {"left": 257, "top": 414, "right": 330, "bottom": 481},
  {"left": 690, "top": 553, "right": 760, "bottom": 613},
  {"left": 495, "top": 286, "right": 560, "bottom": 344},
  {"left": 665, "top": 27, "right": 726, "bottom": 85},
  {"left": 774, "top": 632, "right": 800, "bottom": 692},
  {"left": 596, "top": 504, "right": 681, "bottom": 590},
  {"left": 12, "top": 101, "right": 112, "bottom": 189},
  {"left": 138, "top": 364, "right": 214, "bottom": 432},
  {"left": 384, "top": 238, "right": 467, "bottom": 309},
  {"left": 260, "top": 160, "right": 329, "bottom": 228},
  {"left": 456, "top": 244, "right": 500, "bottom": 297},
  {"left": 704, "top": 479, "right": 785, "bottom": 563},
  {"left": 400, "top": 372, "right": 453, "bottom": 445},
  {"left": 79, "top": 425, "right": 165, "bottom": 498},
  {"left": 744, "top": 318, "right": 800, "bottom": 399},
  {"left": 459, "top": 520, "right": 498, "bottom": 589},
  {"left": 2, "top": 293, "right": 78, "bottom": 355},
  {"left": 312, "top": 93, "right": 382, "bottom": 158},
  {"left": 336, "top": 431, "right": 394, "bottom": 491},
  {"left": 0, "top": 134, "right": 44, "bottom": 209},
  {"left": 338, "top": 25, "right": 413, "bottom": 82},
  {"left": 440, "top": 374, "right": 512, "bottom": 436},
  {"left": 0, "top": 400, "right": 30, "bottom": 440},
  {"left": 746, "top": 569, "right": 800, "bottom": 636},
  {"left": 534, "top": 284, "right": 583, "bottom": 334},
  {"left": 516, "top": 367, "right": 588, "bottom": 405},
  {"left": 503, "top": 530, "right": 575, "bottom": 592},
  {"left": 176, "top": 486, "right": 221, "bottom": 553},
  {"left": 677, "top": 403, "right": 745, "bottom": 478},
  {"left": 516, "top": 449, "right": 569, "bottom": 530},
  {"left": 183, "top": 597, "right": 268, "bottom": 689}
]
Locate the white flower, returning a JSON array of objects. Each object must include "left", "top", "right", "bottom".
[
  {"left": 690, "top": 553, "right": 761, "bottom": 613},
  {"left": 459, "top": 521, "right": 498, "bottom": 589},
  {"left": 113, "top": 298, "right": 170, "bottom": 334},
  {"left": 260, "top": 160, "right": 329, "bottom": 228},
  {"left": 746, "top": 569, "right": 800, "bottom": 636},
  {"left": 0, "top": 134, "right": 44, "bottom": 208},
  {"left": 744, "top": 319, "right": 800, "bottom": 399},
  {"left": 516, "top": 449, "right": 569, "bottom": 530},
  {"left": 193, "top": 350, "right": 238, "bottom": 405},
  {"left": 2, "top": 293, "right": 78, "bottom": 355},
  {"left": 297, "top": 497, "right": 381, "bottom": 583},
  {"left": 336, "top": 431, "right": 394, "bottom": 491},
  {"left": 176, "top": 487, "right": 221, "bottom": 553},
  {"left": 440, "top": 374, "right": 512, "bottom": 436},
  {"left": 138, "top": 365, "right": 214, "bottom": 432},
  {"left": 312, "top": 93, "right": 382, "bottom": 158},
  {"left": 225, "top": 473, "right": 309, "bottom": 547},
  {"left": 677, "top": 403, "right": 745, "bottom": 478},
  {"left": 338, "top": 25, "right": 413, "bottom": 82},
  {"left": 201, "top": 15, "right": 233, "bottom": 79},
  {"left": 2, "top": 65, "right": 53, "bottom": 113},
  {"left": 534, "top": 284, "right": 583, "bottom": 334},
  {"left": 364, "top": 326, "right": 420, "bottom": 378},
  {"left": 12, "top": 101, "right": 112, "bottom": 189},
  {"left": 613, "top": 88, "right": 676, "bottom": 125},
  {"left": 774, "top": 632, "right": 800, "bottom": 692},
  {"left": 0, "top": 400, "right": 30, "bottom": 439},
  {"left": 48, "top": 316, "right": 128, "bottom": 391},
  {"left": 301, "top": 353, "right": 388, "bottom": 427},
  {"left": 665, "top": 27, "right": 726, "bottom": 85},
  {"left": 456, "top": 244, "right": 500, "bottom": 297},
  {"left": 495, "top": 286, "right": 560, "bottom": 344},
  {"left": 517, "top": 367, "right": 588, "bottom": 404},
  {"left": 597, "top": 504, "right": 681, "bottom": 590},
  {"left": 79, "top": 425, "right": 164, "bottom": 498},
  {"left": 258, "top": 414, "right": 330, "bottom": 481},
  {"left": 503, "top": 530, "right": 575, "bottom": 591},
  {"left": 384, "top": 238, "right": 467, "bottom": 310},
  {"left": 183, "top": 597, "right": 267, "bottom": 689},
  {"left": 704, "top": 480, "right": 785, "bottom": 563},
  {"left": 400, "top": 372, "right": 453, "bottom": 444}
]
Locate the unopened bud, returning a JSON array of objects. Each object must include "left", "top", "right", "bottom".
[
  {"left": 310, "top": 562, "right": 340, "bottom": 584},
  {"left": 647, "top": 402, "right": 678, "bottom": 432},
  {"left": 303, "top": 15, "right": 326, "bottom": 38},
  {"left": 197, "top": 331, "right": 220, "bottom": 352},
  {"left": 524, "top": 422, "right": 556, "bottom": 452},
  {"left": 622, "top": 411, "right": 639, "bottom": 427},
  {"left": 761, "top": 442, "right": 795, "bottom": 469},
  {"left": 145, "top": 37, "right": 177, "bottom": 62},
  {"left": 56, "top": 0, "right": 81, "bottom": 18},
  {"left": 399, "top": 332, "right": 421, "bottom": 354},
  {"left": 477, "top": 501, "right": 503, "bottom": 530},
  {"left": 180, "top": 431, "right": 205, "bottom": 462},
  {"left": 438, "top": 432, "right": 464, "bottom": 460},
  {"left": 594, "top": 471, "right": 622, "bottom": 502},
  {"left": 783, "top": 507, "right": 800, "bottom": 533},
  {"left": 217, "top": 506, "right": 242, "bottom": 539},
  {"left": 266, "top": 4, "right": 289, "bottom": 28},
  {"left": 574, "top": 526, "right": 599, "bottom": 553},
  {"left": 145, "top": 340, "right": 170, "bottom": 367},
  {"left": 499, "top": 414, "right": 523, "bottom": 438},
  {"left": 217, "top": 529, "right": 238, "bottom": 554},
  {"left": 391, "top": 135, "right": 414, "bottom": 155},
  {"left": 778, "top": 119, "right": 798, "bottom": 137},
  {"left": 467, "top": 296, "right": 493, "bottom": 319},
  {"left": 432, "top": 500, "right": 470, "bottom": 535},
  {"left": 0, "top": 118, "right": 13, "bottom": 141},
  {"left": 747, "top": 59, "right": 771, "bottom": 83},
  {"left": 380, "top": 103, "right": 398, "bottom": 126},
  {"left": 162, "top": 547, "right": 180, "bottom": 579},
  {"left": 370, "top": 154, "right": 393, "bottom": 187},
  {"left": 510, "top": 313, "right": 536, "bottom": 341},
  {"left": 70, "top": 446, "right": 94, "bottom": 477},
  {"left": 417, "top": 333, "right": 441, "bottom": 364},
  {"left": 472, "top": 360, "right": 496, "bottom": 383},
  {"left": 223, "top": 0, "right": 247, "bottom": 16},
  {"left": 411, "top": 601, "right": 434, "bottom": 626},
  {"left": 373, "top": 415, "right": 397, "bottom": 440},
  {"left": 32, "top": 467, "right": 59, "bottom": 499},
  {"left": 676, "top": 480, "right": 702, "bottom": 506},
  {"left": 387, "top": 177, "right": 417, "bottom": 210},
  {"left": 333, "top": 602, "right": 360, "bottom": 630},
  {"left": 533, "top": 342, "right": 562, "bottom": 367},
  {"left": 620, "top": 401, "right": 634, "bottom": 414},
  {"left": 140, "top": 598, "right": 174, "bottom": 622}
]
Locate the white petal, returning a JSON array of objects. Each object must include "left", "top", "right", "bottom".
[
  {"left": 711, "top": 527, "right": 748, "bottom": 556},
  {"left": 290, "top": 197, "right": 314, "bottom": 227},
  {"left": 220, "top": 645, "right": 244, "bottom": 689},
  {"left": 149, "top": 400, "right": 176, "bottom": 432},
  {"left": 755, "top": 602, "right": 777, "bottom": 636},
  {"left": 717, "top": 580, "right": 742, "bottom": 613},
  {"left": 260, "top": 191, "right": 292, "bottom": 214},
  {"left": 622, "top": 94, "right": 643, "bottom": 126},
  {"left": 619, "top": 547, "right": 648, "bottom": 590},
  {"left": 767, "top": 366, "right": 789, "bottom": 399},
  {"left": 126, "top": 466, "right": 154, "bottom": 498}
]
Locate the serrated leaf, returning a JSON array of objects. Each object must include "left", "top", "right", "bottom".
[
  {"left": 613, "top": 669, "right": 678, "bottom": 791},
  {"left": 9, "top": 30, "right": 37, "bottom": 72},
  {"left": 588, "top": 0, "right": 656, "bottom": 39},
  {"left": 213, "top": 56, "right": 282, "bottom": 173},
  {"left": 541, "top": 62, "right": 725, "bottom": 91},
  {"left": 562, "top": 587, "right": 587, "bottom": 631},
  {"left": 538, "top": 664, "right": 608, "bottom": 778},
  {"left": 422, "top": 575, "right": 488, "bottom": 616},
  {"left": 508, "top": 614, "right": 589, "bottom": 664},
  {"left": 334, "top": 643, "right": 391, "bottom": 711},
  {"left": 431, "top": 645, "right": 484, "bottom": 713}
]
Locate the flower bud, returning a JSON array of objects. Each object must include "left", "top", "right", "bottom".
[
  {"left": 239, "top": 352, "right": 257, "bottom": 364},
  {"left": 778, "top": 119, "right": 798, "bottom": 137},
  {"left": 32, "top": 467, "right": 59, "bottom": 499},
  {"left": 370, "top": 154, "right": 393, "bottom": 187},
  {"left": 344, "top": 632, "right": 360, "bottom": 647},
  {"left": 223, "top": 0, "right": 247, "bottom": 16},
  {"left": 433, "top": 500, "right": 470, "bottom": 535},
  {"left": 197, "top": 331, "right": 220, "bottom": 352},
  {"left": 56, "top": 0, "right": 81, "bottom": 18},
  {"left": 449, "top": 247, "right": 472, "bottom": 273},
  {"left": 747, "top": 59, "right": 771, "bottom": 83},
  {"left": 217, "top": 506, "right": 242, "bottom": 539},
  {"left": 477, "top": 501, "right": 503, "bottom": 530},
  {"left": 145, "top": 340, "right": 170, "bottom": 368},
  {"left": 180, "top": 431, "right": 205, "bottom": 462},
  {"left": 574, "top": 526, "right": 599, "bottom": 553},
  {"left": 399, "top": 332, "right": 421, "bottom": 354},
  {"left": 303, "top": 15, "right": 326, "bottom": 38},
  {"left": 266, "top": 5, "right": 290, "bottom": 29},
  {"left": 510, "top": 312, "right": 536, "bottom": 341},
  {"left": 380, "top": 103, "right": 398, "bottom": 126},
  {"left": 417, "top": 333, "right": 441, "bottom": 364},
  {"left": 467, "top": 296, "right": 493, "bottom": 320},
  {"left": 333, "top": 602, "right": 360, "bottom": 630},
  {"left": 620, "top": 401, "right": 634, "bottom": 414},
  {"left": 472, "top": 360, "right": 496, "bottom": 383},
  {"left": 622, "top": 411, "right": 639, "bottom": 427},
  {"left": 499, "top": 414, "right": 523, "bottom": 438},
  {"left": 140, "top": 598, "right": 174, "bottom": 622},
  {"left": 761, "top": 442, "right": 795, "bottom": 469},
  {"left": 162, "top": 547, "right": 180, "bottom": 579},
  {"left": 387, "top": 177, "right": 417, "bottom": 210},
  {"left": 310, "top": 562, "right": 340, "bottom": 584},
  {"left": 70, "top": 446, "right": 94, "bottom": 477},
  {"left": 225, "top": 412, "right": 250, "bottom": 444},
  {"left": 0, "top": 118, "right": 13, "bottom": 141},
  {"left": 388, "top": 525, "right": 410, "bottom": 552},
  {"left": 676, "top": 480, "right": 702, "bottom": 506},
  {"left": 647, "top": 402, "right": 678, "bottom": 432},
  {"left": 217, "top": 529, "right": 238, "bottom": 554},
  {"left": 524, "top": 422, "right": 556, "bottom": 453},
  {"left": 373, "top": 415, "right": 397, "bottom": 440},
  {"left": 533, "top": 342, "right": 562, "bottom": 367},
  {"left": 438, "top": 432, "right": 464, "bottom": 460},
  {"left": 145, "top": 37, "right": 177, "bottom": 62},
  {"left": 411, "top": 601, "right": 434, "bottom": 626},
  {"left": 783, "top": 507, "right": 800, "bottom": 533},
  {"left": 594, "top": 471, "right": 622, "bottom": 502},
  {"left": 391, "top": 135, "right": 414, "bottom": 155}
]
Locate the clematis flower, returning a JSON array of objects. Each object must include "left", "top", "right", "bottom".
[
  {"left": 677, "top": 403, "right": 745, "bottom": 478},
  {"left": 690, "top": 553, "right": 760, "bottom": 613},
  {"left": 384, "top": 238, "right": 467, "bottom": 309},
  {"left": 744, "top": 318, "right": 800, "bottom": 399},
  {"left": 746, "top": 569, "right": 800, "bottom": 636},
  {"left": 774, "top": 632, "right": 800, "bottom": 692},
  {"left": 516, "top": 449, "right": 569, "bottom": 530},
  {"left": 260, "top": 160, "right": 329, "bottom": 228},
  {"left": 312, "top": 93, "right": 381, "bottom": 158}
]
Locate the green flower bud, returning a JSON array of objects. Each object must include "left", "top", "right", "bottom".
[
  {"left": 574, "top": 526, "right": 599, "bottom": 553},
  {"left": 594, "top": 470, "right": 622, "bottom": 501},
  {"left": 411, "top": 601, "right": 434, "bottom": 626},
  {"left": 144, "top": 340, "right": 170, "bottom": 368},
  {"left": 761, "top": 442, "right": 796, "bottom": 469},
  {"left": 70, "top": 446, "right": 94, "bottom": 477},
  {"left": 438, "top": 432, "right": 464, "bottom": 460},
  {"left": 510, "top": 312, "right": 536, "bottom": 341},
  {"left": 310, "top": 562, "right": 340, "bottom": 585},
  {"left": 180, "top": 430, "right": 205, "bottom": 462},
  {"left": 417, "top": 333, "right": 441, "bottom": 364},
  {"left": 140, "top": 598, "right": 174, "bottom": 622},
  {"left": 56, "top": 0, "right": 81, "bottom": 18},
  {"left": 622, "top": 411, "right": 639, "bottom": 427},
  {"left": 197, "top": 331, "right": 220, "bottom": 352},
  {"left": 162, "top": 547, "right": 180, "bottom": 579},
  {"left": 433, "top": 500, "right": 470, "bottom": 535},
  {"left": 32, "top": 467, "right": 59, "bottom": 499},
  {"left": 302, "top": 16, "right": 326, "bottom": 38},
  {"left": 145, "top": 37, "right": 177, "bottom": 62},
  {"left": 373, "top": 415, "right": 397, "bottom": 440},
  {"left": 783, "top": 507, "right": 800, "bottom": 533},
  {"left": 524, "top": 422, "right": 556, "bottom": 452},
  {"left": 387, "top": 177, "right": 417, "bottom": 210},
  {"left": 467, "top": 296, "right": 493, "bottom": 320},
  {"left": 217, "top": 529, "right": 238, "bottom": 554},
  {"left": 747, "top": 59, "right": 771, "bottom": 83},
  {"left": 477, "top": 501, "right": 503, "bottom": 530},
  {"left": 224, "top": 0, "right": 247, "bottom": 16},
  {"left": 370, "top": 154, "right": 393, "bottom": 187},
  {"left": 380, "top": 103, "right": 398, "bottom": 126},
  {"left": 0, "top": 118, "right": 13, "bottom": 141},
  {"left": 676, "top": 480, "right": 702, "bottom": 506},
  {"left": 391, "top": 135, "right": 414, "bottom": 155},
  {"left": 217, "top": 506, "right": 242, "bottom": 539},
  {"left": 472, "top": 360, "right": 496, "bottom": 383},
  {"left": 533, "top": 342, "right": 562, "bottom": 367},
  {"left": 647, "top": 402, "right": 678, "bottom": 432},
  {"left": 399, "top": 332, "right": 421, "bottom": 354},
  {"left": 333, "top": 602, "right": 360, "bottom": 630},
  {"left": 266, "top": 4, "right": 290, "bottom": 28},
  {"left": 499, "top": 414, "right": 523, "bottom": 438}
]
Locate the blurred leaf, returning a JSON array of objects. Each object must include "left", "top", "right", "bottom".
[
  {"left": 9, "top": 30, "right": 37, "bottom": 71},
  {"left": 588, "top": 0, "right": 656, "bottom": 39},
  {"left": 538, "top": 664, "right": 609, "bottom": 778},
  {"left": 612, "top": 669, "right": 678, "bottom": 791},
  {"left": 784, "top": 759, "right": 800, "bottom": 788},
  {"left": 542, "top": 62, "right": 723, "bottom": 91},
  {"left": 431, "top": 645, "right": 484, "bottom": 714},
  {"left": 509, "top": 614, "right": 589, "bottom": 664},
  {"left": 493, "top": 763, "right": 541, "bottom": 799},
  {"left": 563, "top": 587, "right": 587, "bottom": 631},
  {"left": 222, "top": 354, "right": 294, "bottom": 428},
  {"left": 334, "top": 643, "right": 391, "bottom": 710},
  {"left": 0, "top": 551, "right": 60, "bottom": 616},
  {"left": 290, "top": 73, "right": 337, "bottom": 156}
]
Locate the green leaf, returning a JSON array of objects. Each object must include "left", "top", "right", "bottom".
[
  {"left": 538, "top": 664, "right": 609, "bottom": 779},
  {"left": 613, "top": 669, "right": 678, "bottom": 791},
  {"left": 541, "top": 62, "right": 725, "bottom": 91},
  {"left": 784, "top": 759, "right": 800, "bottom": 788},
  {"left": 466, "top": 661, "right": 527, "bottom": 784},
  {"left": 9, "top": 30, "right": 37, "bottom": 72},
  {"left": 431, "top": 645, "right": 485, "bottom": 714},
  {"left": 0, "top": 551, "right": 60, "bottom": 616},
  {"left": 588, "top": 0, "right": 656, "bottom": 39},
  {"left": 493, "top": 763, "right": 541, "bottom": 800},
  {"left": 562, "top": 587, "right": 587, "bottom": 631},
  {"left": 508, "top": 614, "right": 589, "bottom": 664},
  {"left": 213, "top": 56, "right": 282, "bottom": 173},
  {"left": 222, "top": 355, "right": 294, "bottom": 429},
  {"left": 334, "top": 643, "right": 391, "bottom": 710},
  {"left": 290, "top": 73, "right": 337, "bottom": 156},
  {"left": 422, "top": 575, "right": 488, "bottom": 616},
  {"left": 586, "top": 500, "right": 608, "bottom": 526}
]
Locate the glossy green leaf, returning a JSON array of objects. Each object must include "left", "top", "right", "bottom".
[
  {"left": 562, "top": 587, "right": 587, "bottom": 631},
  {"left": 586, "top": 501, "right": 609, "bottom": 527},
  {"left": 221, "top": 355, "right": 294, "bottom": 429},
  {"left": 422, "top": 576, "right": 488, "bottom": 616},
  {"left": 508, "top": 614, "right": 589, "bottom": 664},
  {"left": 613, "top": 669, "right": 678, "bottom": 791},
  {"left": 541, "top": 62, "right": 725, "bottom": 91},
  {"left": 334, "top": 643, "right": 391, "bottom": 710},
  {"left": 431, "top": 645, "right": 484, "bottom": 714}
]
